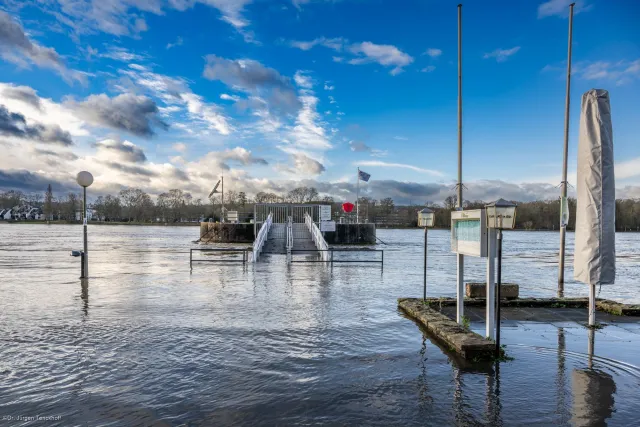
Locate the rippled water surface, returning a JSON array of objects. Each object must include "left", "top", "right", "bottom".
[{"left": 1, "top": 224, "right": 639, "bottom": 426}]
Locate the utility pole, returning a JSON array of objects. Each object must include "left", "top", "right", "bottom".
[{"left": 558, "top": 2, "right": 575, "bottom": 298}]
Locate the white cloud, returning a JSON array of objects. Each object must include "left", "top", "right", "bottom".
[
  {"left": 616, "top": 157, "right": 640, "bottom": 180},
  {"left": 166, "top": 36, "right": 184, "bottom": 50},
  {"left": 0, "top": 83, "right": 88, "bottom": 137},
  {"left": 393, "top": 136, "right": 408, "bottom": 141},
  {"left": 324, "top": 82, "right": 335, "bottom": 91},
  {"left": 543, "top": 59, "right": 640, "bottom": 85},
  {"left": 38, "top": 0, "right": 255, "bottom": 42},
  {"left": 289, "top": 37, "right": 414, "bottom": 75},
  {"left": 276, "top": 153, "right": 326, "bottom": 176},
  {"left": 348, "top": 42, "right": 414, "bottom": 75},
  {"left": 423, "top": 48, "right": 442, "bottom": 58},
  {"left": 0, "top": 11, "right": 87, "bottom": 85},
  {"left": 220, "top": 93, "right": 240, "bottom": 102},
  {"left": 172, "top": 143, "right": 187, "bottom": 153},
  {"left": 203, "top": 55, "right": 300, "bottom": 112},
  {"left": 356, "top": 160, "right": 443, "bottom": 177},
  {"left": 119, "top": 64, "right": 232, "bottom": 135},
  {"left": 294, "top": 71, "right": 314, "bottom": 89},
  {"left": 288, "top": 92, "right": 331, "bottom": 150},
  {"left": 483, "top": 47, "right": 521, "bottom": 62},
  {"left": 421, "top": 66, "right": 436, "bottom": 73},
  {"left": 575, "top": 59, "right": 640, "bottom": 86},
  {"left": 538, "top": 0, "right": 592, "bottom": 19},
  {"left": 289, "top": 37, "right": 346, "bottom": 51},
  {"left": 100, "top": 46, "right": 147, "bottom": 62}
]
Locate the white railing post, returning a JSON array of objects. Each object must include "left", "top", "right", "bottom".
[
  {"left": 304, "top": 212, "right": 329, "bottom": 261},
  {"left": 286, "top": 216, "right": 293, "bottom": 262},
  {"left": 252, "top": 212, "right": 272, "bottom": 262}
]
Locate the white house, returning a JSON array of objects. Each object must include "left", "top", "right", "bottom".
[{"left": 75, "top": 208, "right": 95, "bottom": 221}]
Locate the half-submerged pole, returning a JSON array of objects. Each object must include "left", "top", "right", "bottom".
[{"left": 558, "top": 2, "right": 575, "bottom": 298}]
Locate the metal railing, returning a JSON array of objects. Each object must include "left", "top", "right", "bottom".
[
  {"left": 290, "top": 248, "right": 384, "bottom": 267},
  {"left": 286, "top": 216, "right": 293, "bottom": 258},
  {"left": 304, "top": 212, "right": 329, "bottom": 261},
  {"left": 252, "top": 212, "right": 272, "bottom": 262},
  {"left": 190, "top": 248, "right": 250, "bottom": 268}
]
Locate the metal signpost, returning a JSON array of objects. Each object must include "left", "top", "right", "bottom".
[
  {"left": 418, "top": 208, "right": 435, "bottom": 301},
  {"left": 451, "top": 209, "right": 490, "bottom": 326},
  {"left": 486, "top": 199, "right": 517, "bottom": 357}
]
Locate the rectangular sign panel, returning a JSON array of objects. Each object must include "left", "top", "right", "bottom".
[
  {"left": 320, "top": 205, "right": 332, "bottom": 221},
  {"left": 320, "top": 221, "right": 336, "bottom": 232},
  {"left": 451, "top": 209, "right": 487, "bottom": 257}
]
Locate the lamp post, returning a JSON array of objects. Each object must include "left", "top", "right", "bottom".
[
  {"left": 76, "top": 171, "right": 94, "bottom": 278},
  {"left": 418, "top": 208, "right": 435, "bottom": 301},
  {"left": 485, "top": 198, "right": 517, "bottom": 357}
]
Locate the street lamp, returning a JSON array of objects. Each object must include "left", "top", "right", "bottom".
[
  {"left": 418, "top": 208, "right": 435, "bottom": 301},
  {"left": 76, "top": 171, "right": 93, "bottom": 278},
  {"left": 485, "top": 198, "right": 517, "bottom": 357}
]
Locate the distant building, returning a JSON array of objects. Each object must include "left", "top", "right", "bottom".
[{"left": 75, "top": 208, "right": 96, "bottom": 221}]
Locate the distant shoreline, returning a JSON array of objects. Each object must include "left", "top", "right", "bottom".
[
  {"left": 2, "top": 221, "right": 639, "bottom": 232},
  {"left": 0, "top": 220, "right": 200, "bottom": 226}
]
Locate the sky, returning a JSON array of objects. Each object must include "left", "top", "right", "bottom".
[{"left": 0, "top": 0, "right": 639, "bottom": 205}]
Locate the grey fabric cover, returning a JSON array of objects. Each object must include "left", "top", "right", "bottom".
[{"left": 574, "top": 89, "right": 615, "bottom": 285}]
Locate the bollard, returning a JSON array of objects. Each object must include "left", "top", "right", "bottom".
[{"left": 80, "top": 251, "right": 86, "bottom": 278}]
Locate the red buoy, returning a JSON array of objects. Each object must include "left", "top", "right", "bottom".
[{"left": 342, "top": 202, "right": 354, "bottom": 213}]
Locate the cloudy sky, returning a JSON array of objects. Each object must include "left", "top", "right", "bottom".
[{"left": 0, "top": 0, "right": 638, "bottom": 204}]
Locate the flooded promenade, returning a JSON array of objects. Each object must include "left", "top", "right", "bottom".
[{"left": 1, "top": 224, "right": 639, "bottom": 425}]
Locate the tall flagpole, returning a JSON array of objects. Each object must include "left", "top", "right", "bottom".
[
  {"left": 356, "top": 167, "right": 360, "bottom": 224},
  {"left": 221, "top": 173, "right": 225, "bottom": 223},
  {"left": 558, "top": 2, "right": 575, "bottom": 298},
  {"left": 456, "top": 3, "right": 465, "bottom": 324}
]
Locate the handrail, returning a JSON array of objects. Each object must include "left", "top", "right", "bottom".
[
  {"left": 286, "top": 216, "right": 293, "bottom": 258},
  {"left": 304, "top": 212, "right": 329, "bottom": 261},
  {"left": 252, "top": 212, "right": 272, "bottom": 262}
]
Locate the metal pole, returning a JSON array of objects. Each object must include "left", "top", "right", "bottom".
[
  {"left": 356, "top": 167, "right": 360, "bottom": 224},
  {"left": 457, "top": 3, "right": 463, "bottom": 208},
  {"left": 83, "top": 186, "right": 88, "bottom": 278},
  {"left": 456, "top": 3, "right": 465, "bottom": 324},
  {"left": 80, "top": 251, "right": 85, "bottom": 278},
  {"left": 221, "top": 174, "right": 224, "bottom": 223},
  {"left": 558, "top": 2, "right": 575, "bottom": 298},
  {"left": 190, "top": 249, "right": 192, "bottom": 269},
  {"left": 495, "top": 229, "right": 502, "bottom": 357},
  {"left": 588, "top": 283, "right": 596, "bottom": 327},
  {"left": 423, "top": 227, "right": 428, "bottom": 301}
]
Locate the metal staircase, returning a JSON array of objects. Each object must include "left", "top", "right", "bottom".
[{"left": 253, "top": 211, "right": 329, "bottom": 262}]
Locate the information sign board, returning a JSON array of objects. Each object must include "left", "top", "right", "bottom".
[
  {"left": 320, "top": 205, "right": 332, "bottom": 221},
  {"left": 320, "top": 221, "right": 336, "bottom": 232},
  {"left": 451, "top": 209, "right": 487, "bottom": 257}
]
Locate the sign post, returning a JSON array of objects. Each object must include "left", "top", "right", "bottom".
[{"left": 451, "top": 209, "right": 487, "bottom": 324}]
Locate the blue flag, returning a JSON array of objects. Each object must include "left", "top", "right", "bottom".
[{"left": 358, "top": 169, "right": 371, "bottom": 182}]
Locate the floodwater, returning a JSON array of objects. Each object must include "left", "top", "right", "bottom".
[{"left": 1, "top": 224, "right": 639, "bottom": 426}]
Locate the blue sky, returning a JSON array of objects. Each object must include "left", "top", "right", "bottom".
[{"left": 0, "top": 0, "right": 639, "bottom": 203}]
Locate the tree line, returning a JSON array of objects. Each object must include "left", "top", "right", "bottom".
[{"left": 1, "top": 187, "right": 639, "bottom": 231}]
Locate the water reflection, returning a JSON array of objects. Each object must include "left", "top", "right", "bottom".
[
  {"left": 570, "top": 328, "right": 616, "bottom": 427},
  {"left": 0, "top": 225, "right": 638, "bottom": 425}
]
